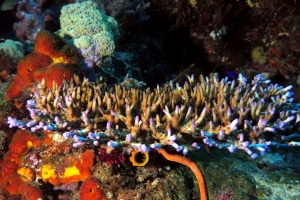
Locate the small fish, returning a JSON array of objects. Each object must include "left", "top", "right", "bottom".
[
  {"left": 1, "top": 0, "right": 18, "bottom": 10},
  {"left": 225, "top": 70, "right": 238, "bottom": 80}
]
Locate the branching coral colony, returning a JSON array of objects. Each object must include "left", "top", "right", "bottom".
[
  {"left": 6, "top": 72, "right": 300, "bottom": 198},
  {"left": 8, "top": 73, "right": 300, "bottom": 157}
]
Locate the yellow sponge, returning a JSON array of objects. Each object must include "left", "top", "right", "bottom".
[
  {"left": 129, "top": 149, "right": 149, "bottom": 167},
  {"left": 41, "top": 164, "right": 56, "bottom": 180},
  {"left": 63, "top": 166, "right": 80, "bottom": 178}
]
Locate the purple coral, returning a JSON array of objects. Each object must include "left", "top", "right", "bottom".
[
  {"left": 98, "top": 147, "right": 126, "bottom": 165},
  {"left": 214, "top": 188, "right": 235, "bottom": 200},
  {"left": 13, "top": 0, "right": 52, "bottom": 43}
]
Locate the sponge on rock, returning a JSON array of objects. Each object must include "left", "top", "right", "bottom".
[{"left": 80, "top": 177, "right": 106, "bottom": 200}]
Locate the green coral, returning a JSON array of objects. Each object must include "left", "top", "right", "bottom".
[
  {"left": 251, "top": 46, "right": 267, "bottom": 65},
  {"left": 93, "top": 31, "right": 115, "bottom": 57},
  {"left": 73, "top": 36, "right": 92, "bottom": 50},
  {"left": 60, "top": 1, "right": 119, "bottom": 38},
  {"left": 59, "top": 1, "right": 119, "bottom": 67},
  {"left": 0, "top": 39, "right": 24, "bottom": 80}
]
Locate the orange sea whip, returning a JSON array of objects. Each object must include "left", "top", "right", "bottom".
[{"left": 158, "top": 148, "right": 207, "bottom": 200}]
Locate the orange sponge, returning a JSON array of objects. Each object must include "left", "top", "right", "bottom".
[
  {"left": 75, "top": 150, "right": 95, "bottom": 179},
  {"left": 3, "top": 174, "right": 44, "bottom": 199},
  {"left": 3, "top": 151, "right": 22, "bottom": 165},
  {"left": 3, "top": 173, "right": 23, "bottom": 194},
  {"left": 42, "top": 134, "right": 53, "bottom": 146},
  {"left": 41, "top": 150, "right": 95, "bottom": 185},
  {"left": 6, "top": 30, "right": 82, "bottom": 101},
  {"left": 61, "top": 150, "right": 95, "bottom": 184},
  {"left": 17, "top": 52, "right": 53, "bottom": 82},
  {"left": 0, "top": 151, "right": 21, "bottom": 184},
  {"left": 40, "top": 150, "right": 95, "bottom": 186},
  {"left": 79, "top": 150, "right": 95, "bottom": 169},
  {"left": 33, "top": 63, "right": 75, "bottom": 88},
  {"left": 80, "top": 177, "right": 106, "bottom": 200},
  {"left": 0, "top": 160, "right": 19, "bottom": 179},
  {"left": 19, "top": 183, "right": 45, "bottom": 200},
  {"left": 6, "top": 75, "right": 30, "bottom": 101},
  {"left": 34, "top": 30, "right": 79, "bottom": 65},
  {"left": 9, "top": 130, "right": 42, "bottom": 156}
]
